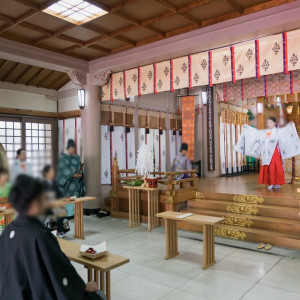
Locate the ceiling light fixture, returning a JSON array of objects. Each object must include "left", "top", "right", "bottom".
[{"left": 43, "top": 0, "right": 108, "bottom": 25}]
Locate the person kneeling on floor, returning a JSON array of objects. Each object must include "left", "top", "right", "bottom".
[{"left": 0, "top": 174, "right": 106, "bottom": 300}]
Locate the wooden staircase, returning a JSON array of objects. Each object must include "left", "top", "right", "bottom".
[{"left": 180, "top": 192, "right": 300, "bottom": 249}]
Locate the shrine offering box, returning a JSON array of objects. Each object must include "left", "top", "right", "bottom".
[
  {"left": 145, "top": 178, "right": 158, "bottom": 188},
  {"left": 80, "top": 241, "right": 107, "bottom": 260}
]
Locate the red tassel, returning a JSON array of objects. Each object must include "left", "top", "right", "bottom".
[
  {"left": 264, "top": 75, "right": 268, "bottom": 98},
  {"left": 255, "top": 39, "right": 260, "bottom": 79},
  {"left": 110, "top": 74, "right": 114, "bottom": 101},
  {"left": 241, "top": 79, "right": 245, "bottom": 101},
  {"left": 283, "top": 32, "right": 288, "bottom": 74},
  {"left": 197, "top": 103, "right": 200, "bottom": 115},
  {"left": 170, "top": 59, "right": 174, "bottom": 92},
  {"left": 188, "top": 55, "right": 192, "bottom": 89},
  {"left": 231, "top": 46, "right": 236, "bottom": 83},
  {"left": 123, "top": 71, "right": 126, "bottom": 99},
  {"left": 209, "top": 51, "right": 212, "bottom": 87},
  {"left": 177, "top": 99, "right": 180, "bottom": 115},
  {"left": 290, "top": 71, "right": 294, "bottom": 94},
  {"left": 138, "top": 67, "right": 141, "bottom": 97},
  {"left": 154, "top": 63, "right": 157, "bottom": 94}
]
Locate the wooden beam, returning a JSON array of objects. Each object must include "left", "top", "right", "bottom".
[
  {"left": 13, "top": 65, "right": 33, "bottom": 83},
  {"left": 0, "top": 107, "right": 59, "bottom": 118},
  {"left": 226, "top": 0, "right": 244, "bottom": 14},
  {"left": 0, "top": 60, "right": 9, "bottom": 73},
  {"left": 52, "top": 75, "right": 70, "bottom": 90},
  {"left": 110, "top": 0, "right": 140, "bottom": 13},
  {"left": 47, "top": 73, "right": 67, "bottom": 89},
  {"left": 58, "top": 110, "right": 81, "bottom": 119},
  {"left": 24, "top": 68, "right": 45, "bottom": 85},
  {"left": 1, "top": 62, "right": 19, "bottom": 82},
  {"left": 35, "top": 70, "right": 55, "bottom": 88},
  {"left": 178, "top": 0, "right": 215, "bottom": 13}
]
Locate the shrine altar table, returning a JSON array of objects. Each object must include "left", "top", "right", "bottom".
[
  {"left": 49, "top": 196, "right": 96, "bottom": 240},
  {"left": 123, "top": 186, "right": 162, "bottom": 231},
  {"left": 0, "top": 208, "right": 14, "bottom": 226},
  {"left": 58, "top": 239, "right": 129, "bottom": 300},
  {"left": 156, "top": 211, "right": 224, "bottom": 269}
]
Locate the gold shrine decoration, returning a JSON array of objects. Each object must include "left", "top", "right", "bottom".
[
  {"left": 193, "top": 191, "right": 205, "bottom": 200},
  {"left": 223, "top": 216, "right": 253, "bottom": 227},
  {"left": 165, "top": 196, "right": 174, "bottom": 204},
  {"left": 221, "top": 109, "right": 248, "bottom": 125},
  {"left": 215, "top": 227, "right": 247, "bottom": 240},
  {"left": 100, "top": 104, "right": 134, "bottom": 126},
  {"left": 233, "top": 194, "right": 264, "bottom": 205},
  {"left": 226, "top": 204, "right": 259, "bottom": 215}
]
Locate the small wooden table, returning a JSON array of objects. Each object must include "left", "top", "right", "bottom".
[
  {"left": 59, "top": 239, "right": 129, "bottom": 300},
  {"left": 123, "top": 186, "right": 161, "bottom": 231},
  {"left": 156, "top": 211, "right": 224, "bottom": 269},
  {"left": 49, "top": 196, "right": 96, "bottom": 240},
  {"left": 0, "top": 209, "right": 15, "bottom": 226}
]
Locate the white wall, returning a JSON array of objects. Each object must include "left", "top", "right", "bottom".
[{"left": 0, "top": 89, "right": 57, "bottom": 112}]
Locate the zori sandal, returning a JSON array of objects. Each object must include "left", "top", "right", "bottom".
[
  {"left": 265, "top": 244, "right": 272, "bottom": 250},
  {"left": 257, "top": 243, "right": 265, "bottom": 249}
]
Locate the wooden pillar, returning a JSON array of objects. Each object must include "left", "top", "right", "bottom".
[{"left": 81, "top": 81, "right": 101, "bottom": 209}]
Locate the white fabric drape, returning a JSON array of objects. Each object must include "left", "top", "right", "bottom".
[
  {"left": 169, "top": 131, "right": 176, "bottom": 169},
  {"left": 112, "top": 126, "right": 126, "bottom": 171},
  {"left": 100, "top": 125, "right": 111, "bottom": 184},
  {"left": 64, "top": 118, "right": 75, "bottom": 148},
  {"left": 232, "top": 124, "right": 237, "bottom": 173},
  {"left": 219, "top": 116, "right": 226, "bottom": 175},
  {"left": 76, "top": 117, "right": 82, "bottom": 157},
  {"left": 126, "top": 128, "right": 136, "bottom": 169},
  {"left": 160, "top": 130, "right": 166, "bottom": 172},
  {"left": 226, "top": 124, "right": 232, "bottom": 174}
]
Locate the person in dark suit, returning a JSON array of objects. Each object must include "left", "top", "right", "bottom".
[{"left": 0, "top": 174, "right": 105, "bottom": 300}]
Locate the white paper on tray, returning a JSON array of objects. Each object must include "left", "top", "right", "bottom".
[
  {"left": 177, "top": 213, "right": 193, "bottom": 219},
  {"left": 80, "top": 241, "right": 107, "bottom": 253}
]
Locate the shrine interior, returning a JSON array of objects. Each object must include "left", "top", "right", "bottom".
[{"left": 1, "top": 1, "right": 300, "bottom": 300}]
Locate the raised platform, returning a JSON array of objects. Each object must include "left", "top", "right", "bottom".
[{"left": 181, "top": 174, "right": 300, "bottom": 249}]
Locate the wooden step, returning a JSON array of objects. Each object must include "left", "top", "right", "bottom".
[
  {"left": 176, "top": 219, "right": 300, "bottom": 249},
  {"left": 188, "top": 199, "right": 300, "bottom": 220},
  {"left": 199, "top": 191, "right": 300, "bottom": 208},
  {"left": 181, "top": 208, "right": 300, "bottom": 234}
]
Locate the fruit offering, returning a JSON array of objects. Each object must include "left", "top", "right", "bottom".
[{"left": 85, "top": 247, "right": 96, "bottom": 254}]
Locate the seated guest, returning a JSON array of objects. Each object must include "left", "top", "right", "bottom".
[
  {"left": 171, "top": 143, "right": 192, "bottom": 178},
  {"left": 42, "top": 165, "right": 70, "bottom": 238},
  {"left": 0, "top": 168, "right": 10, "bottom": 234},
  {"left": 10, "top": 148, "right": 33, "bottom": 183},
  {"left": 0, "top": 175, "right": 106, "bottom": 300}
]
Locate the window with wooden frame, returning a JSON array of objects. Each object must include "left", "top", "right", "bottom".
[{"left": 0, "top": 116, "right": 58, "bottom": 177}]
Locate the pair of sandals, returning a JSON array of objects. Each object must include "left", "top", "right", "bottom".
[{"left": 257, "top": 243, "right": 272, "bottom": 250}]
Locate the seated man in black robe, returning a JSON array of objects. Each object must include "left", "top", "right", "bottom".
[{"left": 0, "top": 175, "right": 106, "bottom": 300}]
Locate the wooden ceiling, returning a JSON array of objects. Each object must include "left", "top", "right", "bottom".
[
  {"left": 0, "top": 0, "right": 296, "bottom": 61},
  {"left": 0, "top": 58, "right": 70, "bottom": 90}
]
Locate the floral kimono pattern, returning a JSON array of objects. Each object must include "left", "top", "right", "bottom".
[{"left": 57, "top": 153, "right": 85, "bottom": 216}]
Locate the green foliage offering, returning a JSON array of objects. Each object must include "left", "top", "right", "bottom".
[
  {"left": 247, "top": 109, "right": 255, "bottom": 121},
  {"left": 124, "top": 179, "right": 142, "bottom": 186}
]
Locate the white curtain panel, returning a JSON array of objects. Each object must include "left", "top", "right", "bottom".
[
  {"left": 160, "top": 130, "right": 166, "bottom": 172},
  {"left": 236, "top": 125, "right": 241, "bottom": 171},
  {"left": 152, "top": 129, "right": 160, "bottom": 172},
  {"left": 100, "top": 125, "right": 111, "bottom": 184},
  {"left": 76, "top": 117, "right": 82, "bottom": 157},
  {"left": 58, "top": 120, "right": 63, "bottom": 155},
  {"left": 169, "top": 130, "right": 176, "bottom": 169},
  {"left": 64, "top": 118, "right": 75, "bottom": 149},
  {"left": 231, "top": 124, "right": 237, "bottom": 173},
  {"left": 127, "top": 128, "right": 136, "bottom": 169},
  {"left": 138, "top": 128, "right": 146, "bottom": 148},
  {"left": 226, "top": 124, "right": 232, "bottom": 174},
  {"left": 112, "top": 126, "right": 126, "bottom": 172},
  {"left": 219, "top": 116, "right": 226, "bottom": 175},
  {"left": 176, "top": 132, "right": 182, "bottom": 155}
]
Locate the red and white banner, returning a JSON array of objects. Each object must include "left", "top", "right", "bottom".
[
  {"left": 190, "top": 52, "right": 209, "bottom": 87},
  {"left": 111, "top": 72, "right": 125, "bottom": 101},
  {"left": 287, "top": 29, "right": 300, "bottom": 72},
  {"left": 101, "top": 81, "right": 111, "bottom": 101},
  {"left": 155, "top": 60, "right": 171, "bottom": 93},
  {"left": 259, "top": 34, "right": 284, "bottom": 76},
  {"left": 139, "top": 64, "right": 154, "bottom": 95},
  {"left": 172, "top": 56, "right": 189, "bottom": 90},
  {"left": 125, "top": 68, "right": 138, "bottom": 98},
  {"left": 212, "top": 47, "right": 232, "bottom": 85},
  {"left": 234, "top": 40, "right": 256, "bottom": 81}
]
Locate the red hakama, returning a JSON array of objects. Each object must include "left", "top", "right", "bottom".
[{"left": 258, "top": 147, "right": 285, "bottom": 185}]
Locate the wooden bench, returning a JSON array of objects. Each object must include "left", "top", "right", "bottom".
[
  {"left": 156, "top": 211, "right": 224, "bottom": 269},
  {"left": 49, "top": 196, "right": 96, "bottom": 240},
  {"left": 58, "top": 239, "right": 129, "bottom": 300}
]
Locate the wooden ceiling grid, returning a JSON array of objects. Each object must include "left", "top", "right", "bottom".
[
  {"left": 0, "top": 0, "right": 295, "bottom": 61},
  {"left": 0, "top": 58, "right": 69, "bottom": 90}
]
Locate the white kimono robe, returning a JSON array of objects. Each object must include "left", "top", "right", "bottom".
[{"left": 235, "top": 122, "right": 300, "bottom": 166}]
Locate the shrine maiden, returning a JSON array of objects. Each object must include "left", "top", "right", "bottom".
[{"left": 235, "top": 117, "right": 300, "bottom": 190}]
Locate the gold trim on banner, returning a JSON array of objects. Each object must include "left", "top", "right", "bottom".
[
  {"left": 226, "top": 204, "right": 259, "bottom": 215},
  {"left": 233, "top": 194, "right": 264, "bottom": 205},
  {"left": 223, "top": 216, "right": 253, "bottom": 227},
  {"left": 166, "top": 196, "right": 174, "bottom": 204},
  {"left": 194, "top": 191, "right": 205, "bottom": 200},
  {"left": 215, "top": 227, "right": 247, "bottom": 240}
]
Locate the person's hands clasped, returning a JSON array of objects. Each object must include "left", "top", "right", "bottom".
[
  {"left": 72, "top": 174, "right": 82, "bottom": 179},
  {"left": 85, "top": 281, "right": 98, "bottom": 292}
]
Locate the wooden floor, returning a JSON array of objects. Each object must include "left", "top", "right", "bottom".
[{"left": 197, "top": 174, "right": 300, "bottom": 198}]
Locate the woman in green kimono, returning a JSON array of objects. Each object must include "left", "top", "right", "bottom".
[{"left": 57, "top": 139, "right": 85, "bottom": 217}]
